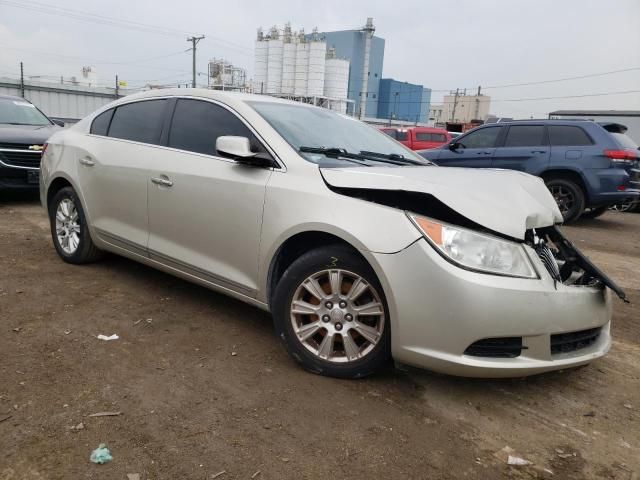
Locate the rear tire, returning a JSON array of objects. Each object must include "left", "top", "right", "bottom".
[
  {"left": 49, "top": 186, "right": 103, "bottom": 264},
  {"left": 272, "top": 245, "right": 391, "bottom": 379},
  {"left": 581, "top": 206, "right": 608, "bottom": 219},
  {"left": 546, "top": 178, "right": 585, "bottom": 223}
]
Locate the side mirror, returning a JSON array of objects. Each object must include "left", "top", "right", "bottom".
[
  {"left": 216, "top": 136, "right": 255, "bottom": 159},
  {"left": 448, "top": 142, "right": 461, "bottom": 151},
  {"left": 52, "top": 119, "right": 65, "bottom": 127},
  {"left": 216, "top": 135, "right": 276, "bottom": 168}
]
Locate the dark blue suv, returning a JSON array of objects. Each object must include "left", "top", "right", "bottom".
[{"left": 418, "top": 120, "right": 640, "bottom": 222}]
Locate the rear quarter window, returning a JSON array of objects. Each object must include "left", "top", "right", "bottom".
[
  {"left": 548, "top": 125, "right": 593, "bottom": 146},
  {"left": 90, "top": 109, "right": 114, "bottom": 136}
]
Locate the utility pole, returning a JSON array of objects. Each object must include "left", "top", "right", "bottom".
[
  {"left": 187, "top": 35, "right": 205, "bottom": 88},
  {"left": 474, "top": 85, "right": 482, "bottom": 120},
  {"left": 115, "top": 75, "right": 119, "bottom": 99},
  {"left": 20, "top": 62, "right": 25, "bottom": 98},
  {"left": 450, "top": 88, "right": 460, "bottom": 122}
]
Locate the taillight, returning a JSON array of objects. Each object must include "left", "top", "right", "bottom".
[{"left": 604, "top": 149, "right": 637, "bottom": 163}]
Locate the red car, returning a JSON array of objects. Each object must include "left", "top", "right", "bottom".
[{"left": 380, "top": 126, "right": 451, "bottom": 151}]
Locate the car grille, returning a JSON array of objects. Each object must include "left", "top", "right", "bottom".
[
  {"left": 551, "top": 327, "right": 601, "bottom": 355},
  {"left": 535, "top": 242, "right": 561, "bottom": 281},
  {"left": 0, "top": 143, "right": 42, "bottom": 169},
  {"left": 464, "top": 337, "right": 524, "bottom": 358}
]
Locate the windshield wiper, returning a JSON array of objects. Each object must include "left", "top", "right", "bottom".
[
  {"left": 299, "top": 146, "right": 371, "bottom": 166},
  {"left": 359, "top": 150, "right": 429, "bottom": 166}
]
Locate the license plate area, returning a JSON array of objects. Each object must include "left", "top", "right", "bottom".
[{"left": 27, "top": 170, "right": 40, "bottom": 184}]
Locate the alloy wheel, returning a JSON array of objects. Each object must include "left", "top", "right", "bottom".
[
  {"left": 609, "top": 201, "right": 634, "bottom": 213},
  {"left": 290, "top": 269, "right": 385, "bottom": 363},
  {"left": 55, "top": 198, "right": 81, "bottom": 254},
  {"left": 549, "top": 185, "right": 575, "bottom": 214}
]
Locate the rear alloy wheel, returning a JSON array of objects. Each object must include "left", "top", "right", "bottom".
[
  {"left": 546, "top": 178, "right": 585, "bottom": 223},
  {"left": 273, "top": 246, "right": 390, "bottom": 378},
  {"left": 609, "top": 200, "right": 638, "bottom": 213},
  {"left": 49, "top": 186, "right": 103, "bottom": 264}
]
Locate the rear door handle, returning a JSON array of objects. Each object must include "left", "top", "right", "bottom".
[
  {"left": 79, "top": 157, "right": 95, "bottom": 166},
  {"left": 151, "top": 177, "right": 173, "bottom": 187}
]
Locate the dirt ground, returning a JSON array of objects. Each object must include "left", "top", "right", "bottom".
[{"left": 1, "top": 191, "right": 638, "bottom": 480}]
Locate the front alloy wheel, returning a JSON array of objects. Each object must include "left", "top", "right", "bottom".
[
  {"left": 273, "top": 246, "right": 390, "bottom": 378},
  {"left": 290, "top": 269, "right": 385, "bottom": 363}
]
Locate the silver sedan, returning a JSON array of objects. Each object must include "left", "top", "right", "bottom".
[{"left": 40, "top": 90, "right": 624, "bottom": 378}]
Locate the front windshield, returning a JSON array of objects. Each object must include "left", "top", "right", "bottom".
[
  {"left": 249, "top": 101, "right": 428, "bottom": 166},
  {"left": 0, "top": 98, "right": 52, "bottom": 126}
]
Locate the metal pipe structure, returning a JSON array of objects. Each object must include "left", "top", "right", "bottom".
[{"left": 358, "top": 17, "right": 375, "bottom": 119}]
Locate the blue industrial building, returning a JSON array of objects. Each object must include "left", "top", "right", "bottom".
[
  {"left": 315, "top": 29, "right": 385, "bottom": 118},
  {"left": 377, "top": 79, "right": 432, "bottom": 123}
]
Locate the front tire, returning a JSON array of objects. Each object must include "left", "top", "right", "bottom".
[
  {"left": 49, "top": 186, "right": 103, "bottom": 264},
  {"left": 272, "top": 246, "right": 391, "bottom": 379},
  {"left": 546, "top": 178, "right": 585, "bottom": 223}
]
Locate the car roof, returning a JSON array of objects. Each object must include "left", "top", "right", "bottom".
[
  {"left": 478, "top": 119, "right": 595, "bottom": 126},
  {"left": 110, "top": 88, "right": 305, "bottom": 109}
]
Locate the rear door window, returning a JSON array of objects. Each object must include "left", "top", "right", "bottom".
[
  {"left": 168, "top": 99, "right": 269, "bottom": 157},
  {"left": 108, "top": 100, "right": 167, "bottom": 145},
  {"left": 548, "top": 126, "right": 593, "bottom": 146},
  {"left": 504, "top": 126, "right": 546, "bottom": 147},
  {"left": 396, "top": 130, "right": 408, "bottom": 141},
  {"left": 90, "top": 109, "right": 114, "bottom": 136},
  {"left": 458, "top": 127, "right": 501, "bottom": 149}
]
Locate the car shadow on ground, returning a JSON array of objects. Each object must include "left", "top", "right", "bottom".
[{"left": 0, "top": 190, "right": 40, "bottom": 205}]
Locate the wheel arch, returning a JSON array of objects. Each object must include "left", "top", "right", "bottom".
[
  {"left": 540, "top": 169, "right": 589, "bottom": 201},
  {"left": 265, "top": 230, "right": 370, "bottom": 308}
]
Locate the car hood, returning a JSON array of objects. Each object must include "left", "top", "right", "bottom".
[
  {"left": 0, "top": 124, "right": 61, "bottom": 145},
  {"left": 320, "top": 166, "right": 563, "bottom": 240}
]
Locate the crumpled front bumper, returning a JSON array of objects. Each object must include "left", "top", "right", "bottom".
[{"left": 369, "top": 238, "right": 612, "bottom": 378}]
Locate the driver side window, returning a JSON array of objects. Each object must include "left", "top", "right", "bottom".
[{"left": 458, "top": 127, "right": 501, "bottom": 149}]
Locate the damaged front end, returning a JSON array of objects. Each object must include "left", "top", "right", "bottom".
[{"left": 527, "top": 227, "right": 628, "bottom": 303}]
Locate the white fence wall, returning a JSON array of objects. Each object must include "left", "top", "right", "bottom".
[{"left": 0, "top": 77, "right": 128, "bottom": 122}]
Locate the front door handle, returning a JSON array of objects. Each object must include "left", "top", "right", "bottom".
[
  {"left": 79, "top": 157, "right": 95, "bottom": 166},
  {"left": 531, "top": 150, "right": 547, "bottom": 154},
  {"left": 151, "top": 177, "right": 173, "bottom": 187}
]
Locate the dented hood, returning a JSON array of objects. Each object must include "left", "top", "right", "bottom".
[{"left": 320, "top": 166, "right": 563, "bottom": 240}]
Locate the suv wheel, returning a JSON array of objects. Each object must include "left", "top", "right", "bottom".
[
  {"left": 49, "top": 186, "right": 103, "bottom": 264},
  {"left": 272, "top": 246, "right": 391, "bottom": 379},
  {"left": 546, "top": 178, "right": 585, "bottom": 223}
]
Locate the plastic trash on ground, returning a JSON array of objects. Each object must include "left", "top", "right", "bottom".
[
  {"left": 97, "top": 334, "right": 119, "bottom": 341},
  {"left": 90, "top": 443, "right": 113, "bottom": 464}
]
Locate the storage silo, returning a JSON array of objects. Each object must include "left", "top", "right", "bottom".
[
  {"left": 307, "top": 29, "right": 326, "bottom": 97},
  {"left": 294, "top": 33, "right": 309, "bottom": 96},
  {"left": 281, "top": 24, "right": 296, "bottom": 95},
  {"left": 253, "top": 29, "right": 268, "bottom": 94},
  {"left": 266, "top": 27, "right": 283, "bottom": 94},
  {"left": 324, "top": 47, "right": 349, "bottom": 101}
]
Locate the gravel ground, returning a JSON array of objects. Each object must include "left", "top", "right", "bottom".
[{"left": 1, "top": 191, "right": 638, "bottom": 480}]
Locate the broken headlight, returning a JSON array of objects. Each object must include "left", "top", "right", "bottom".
[{"left": 408, "top": 214, "right": 538, "bottom": 279}]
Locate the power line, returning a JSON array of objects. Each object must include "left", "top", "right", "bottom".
[{"left": 0, "top": 0, "right": 253, "bottom": 55}]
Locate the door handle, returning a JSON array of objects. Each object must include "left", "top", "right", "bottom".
[
  {"left": 531, "top": 150, "right": 547, "bottom": 154},
  {"left": 151, "top": 177, "right": 173, "bottom": 187},
  {"left": 79, "top": 157, "right": 95, "bottom": 166}
]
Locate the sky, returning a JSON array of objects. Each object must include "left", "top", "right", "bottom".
[{"left": 1, "top": 0, "right": 639, "bottom": 118}]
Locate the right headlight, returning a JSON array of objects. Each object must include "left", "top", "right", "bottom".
[{"left": 408, "top": 214, "right": 538, "bottom": 279}]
